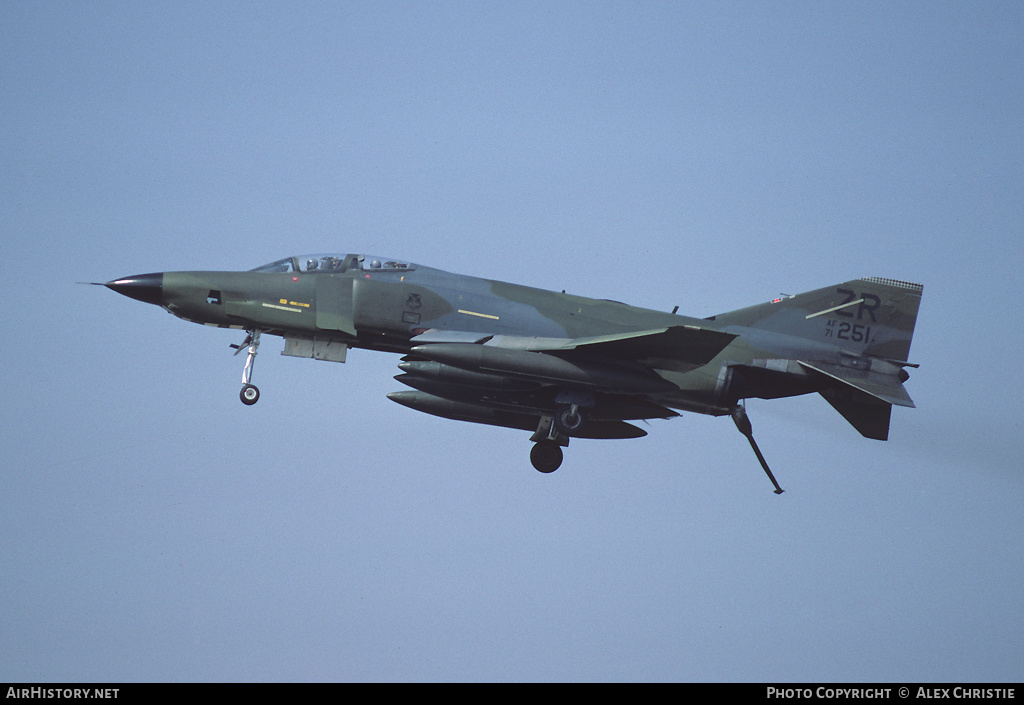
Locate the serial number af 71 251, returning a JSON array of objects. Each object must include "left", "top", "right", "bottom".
[{"left": 826, "top": 319, "right": 873, "bottom": 343}]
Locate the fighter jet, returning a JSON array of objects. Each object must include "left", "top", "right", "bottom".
[{"left": 104, "top": 253, "right": 922, "bottom": 493}]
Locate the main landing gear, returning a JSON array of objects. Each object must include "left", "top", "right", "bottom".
[
  {"left": 529, "top": 412, "right": 572, "bottom": 473},
  {"left": 532, "top": 393, "right": 591, "bottom": 469},
  {"left": 552, "top": 402, "right": 583, "bottom": 436},
  {"left": 231, "top": 330, "right": 262, "bottom": 405},
  {"left": 530, "top": 440, "right": 563, "bottom": 473}
]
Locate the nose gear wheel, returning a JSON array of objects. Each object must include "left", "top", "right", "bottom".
[{"left": 240, "top": 383, "right": 260, "bottom": 405}]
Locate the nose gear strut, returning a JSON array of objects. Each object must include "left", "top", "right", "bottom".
[{"left": 231, "top": 330, "right": 262, "bottom": 405}]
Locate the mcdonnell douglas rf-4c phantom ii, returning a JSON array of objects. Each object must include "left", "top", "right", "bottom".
[{"left": 103, "top": 254, "right": 923, "bottom": 493}]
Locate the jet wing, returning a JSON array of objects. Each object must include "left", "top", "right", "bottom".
[
  {"left": 413, "top": 325, "right": 737, "bottom": 374},
  {"left": 405, "top": 325, "right": 736, "bottom": 409},
  {"left": 548, "top": 325, "right": 737, "bottom": 372}
]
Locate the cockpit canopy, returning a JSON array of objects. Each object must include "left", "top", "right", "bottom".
[{"left": 251, "top": 254, "right": 414, "bottom": 274}]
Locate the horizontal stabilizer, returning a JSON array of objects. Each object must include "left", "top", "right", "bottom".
[
  {"left": 818, "top": 387, "right": 893, "bottom": 441},
  {"left": 798, "top": 360, "right": 915, "bottom": 408},
  {"left": 799, "top": 359, "right": 916, "bottom": 440}
]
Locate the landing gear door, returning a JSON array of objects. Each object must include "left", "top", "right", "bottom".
[{"left": 315, "top": 274, "right": 357, "bottom": 337}]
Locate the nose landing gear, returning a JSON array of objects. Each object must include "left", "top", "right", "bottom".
[
  {"left": 240, "top": 383, "right": 260, "bottom": 405},
  {"left": 232, "top": 330, "right": 262, "bottom": 405}
]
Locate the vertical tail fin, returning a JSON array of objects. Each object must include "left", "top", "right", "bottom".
[{"left": 713, "top": 277, "right": 923, "bottom": 362}]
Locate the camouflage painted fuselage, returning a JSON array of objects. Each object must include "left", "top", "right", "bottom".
[{"left": 107, "top": 253, "right": 922, "bottom": 453}]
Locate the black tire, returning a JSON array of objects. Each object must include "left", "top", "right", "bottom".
[
  {"left": 240, "top": 384, "right": 260, "bottom": 405},
  {"left": 530, "top": 440, "right": 563, "bottom": 473}
]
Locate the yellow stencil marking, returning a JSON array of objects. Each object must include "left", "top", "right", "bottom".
[{"left": 458, "top": 309, "right": 500, "bottom": 320}]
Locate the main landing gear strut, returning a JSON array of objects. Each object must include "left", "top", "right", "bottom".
[
  {"left": 231, "top": 330, "right": 262, "bottom": 405},
  {"left": 530, "top": 393, "right": 591, "bottom": 471},
  {"left": 529, "top": 410, "right": 573, "bottom": 473}
]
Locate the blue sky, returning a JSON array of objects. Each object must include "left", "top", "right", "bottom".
[{"left": 2, "top": 1, "right": 1022, "bottom": 682}]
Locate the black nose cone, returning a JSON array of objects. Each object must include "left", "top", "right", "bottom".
[{"left": 106, "top": 273, "right": 164, "bottom": 305}]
